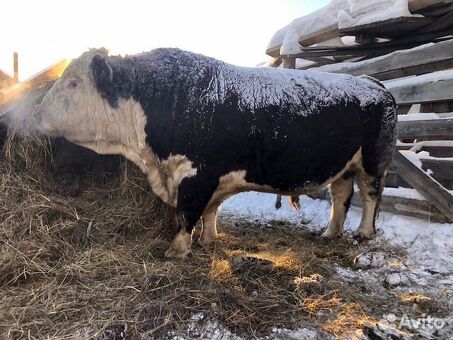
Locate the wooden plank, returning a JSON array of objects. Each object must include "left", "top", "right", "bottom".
[
  {"left": 351, "top": 192, "right": 450, "bottom": 223},
  {"left": 267, "top": 57, "right": 282, "bottom": 68},
  {"left": 389, "top": 79, "right": 453, "bottom": 105},
  {"left": 420, "top": 3, "right": 453, "bottom": 16},
  {"left": 397, "top": 105, "right": 412, "bottom": 115},
  {"left": 300, "top": 56, "right": 336, "bottom": 66},
  {"left": 421, "top": 158, "right": 453, "bottom": 182},
  {"left": 282, "top": 57, "right": 296, "bottom": 69},
  {"left": 403, "top": 140, "right": 453, "bottom": 157},
  {"left": 23, "top": 59, "right": 68, "bottom": 88},
  {"left": 385, "top": 171, "right": 411, "bottom": 188},
  {"left": 423, "top": 10, "right": 453, "bottom": 33},
  {"left": 0, "top": 60, "right": 68, "bottom": 108},
  {"left": 418, "top": 144, "right": 453, "bottom": 157},
  {"left": 339, "top": 16, "right": 433, "bottom": 38},
  {"left": 266, "top": 24, "right": 339, "bottom": 57},
  {"left": 313, "top": 39, "right": 453, "bottom": 81},
  {"left": 391, "top": 150, "right": 453, "bottom": 221},
  {"left": 0, "top": 70, "right": 13, "bottom": 89},
  {"left": 289, "top": 30, "right": 453, "bottom": 59},
  {"left": 409, "top": 0, "right": 452, "bottom": 13},
  {"left": 13, "top": 52, "right": 19, "bottom": 84},
  {"left": 420, "top": 101, "right": 453, "bottom": 113},
  {"left": 299, "top": 25, "right": 339, "bottom": 47},
  {"left": 397, "top": 118, "right": 453, "bottom": 140},
  {"left": 316, "top": 188, "right": 449, "bottom": 222},
  {"left": 387, "top": 164, "right": 453, "bottom": 189}
]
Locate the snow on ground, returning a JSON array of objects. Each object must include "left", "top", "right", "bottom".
[
  {"left": 220, "top": 192, "right": 453, "bottom": 274},
  {"left": 221, "top": 192, "right": 453, "bottom": 308},
  {"left": 169, "top": 312, "right": 325, "bottom": 340},
  {"left": 221, "top": 192, "right": 451, "bottom": 245},
  {"left": 170, "top": 191, "right": 453, "bottom": 338}
]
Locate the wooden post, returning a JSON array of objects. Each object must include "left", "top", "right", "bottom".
[
  {"left": 282, "top": 57, "right": 296, "bottom": 70},
  {"left": 391, "top": 150, "right": 453, "bottom": 222},
  {"left": 13, "top": 52, "right": 19, "bottom": 83}
]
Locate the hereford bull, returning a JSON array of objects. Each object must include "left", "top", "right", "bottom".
[{"left": 33, "top": 48, "right": 397, "bottom": 258}]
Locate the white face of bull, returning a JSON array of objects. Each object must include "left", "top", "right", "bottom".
[
  {"left": 33, "top": 48, "right": 198, "bottom": 210},
  {"left": 34, "top": 48, "right": 109, "bottom": 144}
]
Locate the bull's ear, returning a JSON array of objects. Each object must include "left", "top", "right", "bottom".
[{"left": 90, "top": 54, "right": 113, "bottom": 92}]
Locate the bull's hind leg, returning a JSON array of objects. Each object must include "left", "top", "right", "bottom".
[
  {"left": 198, "top": 208, "right": 218, "bottom": 247},
  {"left": 356, "top": 168, "right": 385, "bottom": 239},
  {"left": 321, "top": 171, "right": 355, "bottom": 238}
]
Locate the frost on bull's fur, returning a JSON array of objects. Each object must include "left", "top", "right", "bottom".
[
  {"left": 36, "top": 47, "right": 394, "bottom": 149},
  {"left": 201, "top": 60, "right": 389, "bottom": 116},
  {"left": 35, "top": 47, "right": 397, "bottom": 258}
]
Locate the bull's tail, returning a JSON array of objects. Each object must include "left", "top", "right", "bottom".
[
  {"left": 361, "top": 92, "right": 397, "bottom": 178},
  {"left": 354, "top": 92, "right": 397, "bottom": 238}
]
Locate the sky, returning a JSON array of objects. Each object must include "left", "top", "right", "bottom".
[{"left": 0, "top": 0, "right": 329, "bottom": 81}]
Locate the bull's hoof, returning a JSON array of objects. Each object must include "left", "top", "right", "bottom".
[
  {"left": 165, "top": 229, "right": 193, "bottom": 258},
  {"left": 165, "top": 246, "right": 192, "bottom": 258},
  {"left": 355, "top": 229, "right": 376, "bottom": 240},
  {"left": 197, "top": 236, "right": 217, "bottom": 248},
  {"left": 320, "top": 229, "right": 342, "bottom": 239}
]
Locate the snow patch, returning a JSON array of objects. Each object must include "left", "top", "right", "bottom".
[
  {"left": 220, "top": 191, "right": 453, "bottom": 284},
  {"left": 339, "top": 0, "right": 415, "bottom": 29},
  {"left": 384, "top": 69, "right": 453, "bottom": 89},
  {"left": 267, "top": 0, "right": 349, "bottom": 53},
  {"left": 280, "top": 28, "right": 302, "bottom": 56},
  {"left": 267, "top": 0, "right": 419, "bottom": 56},
  {"left": 398, "top": 112, "right": 441, "bottom": 121},
  {"left": 383, "top": 187, "right": 426, "bottom": 200}
]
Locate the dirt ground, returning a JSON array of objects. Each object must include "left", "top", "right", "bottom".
[{"left": 0, "top": 134, "right": 451, "bottom": 339}]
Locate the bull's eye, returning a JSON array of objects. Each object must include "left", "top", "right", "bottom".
[{"left": 67, "top": 80, "right": 78, "bottom": 89}]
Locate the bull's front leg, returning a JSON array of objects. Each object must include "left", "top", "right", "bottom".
[{"left": 165, "top": 175, "right": 218, "bottom": 258}]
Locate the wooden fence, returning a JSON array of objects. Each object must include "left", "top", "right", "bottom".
[{"left": 270, "top": 1, "right": 453, "bottom": 222}]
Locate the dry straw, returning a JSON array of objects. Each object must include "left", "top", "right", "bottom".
[{"left": 0, "top": 124, "right": 432, "bottom": 339}]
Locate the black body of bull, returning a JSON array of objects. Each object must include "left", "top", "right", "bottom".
[{"left": 91, "top": 48, "right": 397, "bottom": 244}]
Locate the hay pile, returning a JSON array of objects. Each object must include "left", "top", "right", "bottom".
[{"left": 0, "top": 127, "right": 396, "bottom": 338}]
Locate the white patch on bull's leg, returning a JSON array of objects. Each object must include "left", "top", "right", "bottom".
[
  {"left": 321, "top": 173, "right": 354, "bottom": 239},
  {"left": 198, "top": 209, "right": 218, "bottom": 247},
  {"left": 356, "top": 167, "right": 384, "bottom": 239},
  {"left": 165, "top": 228, "right": 193, "bottom": 258}
]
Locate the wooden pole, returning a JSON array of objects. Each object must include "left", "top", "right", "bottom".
[
  {"left": 282, "top": 57, "right": 296, "bottom": 70},
  {"left": 13, "top": 52, "right": 19, "bottom": 83},
  {"left": 391, "top": 150, "right": 453, "bottom": 222}
]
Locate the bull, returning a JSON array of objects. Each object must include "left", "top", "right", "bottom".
[{"left": 33, "top": 48, "right": 397, "bottom": 258}]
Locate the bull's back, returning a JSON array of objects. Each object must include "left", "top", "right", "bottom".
[
  {"left": 197, "top": 66, "right": 391, "bottom": 188},
  {"left": 140, "top": 50, "right": 395, "bottom": 191}
]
